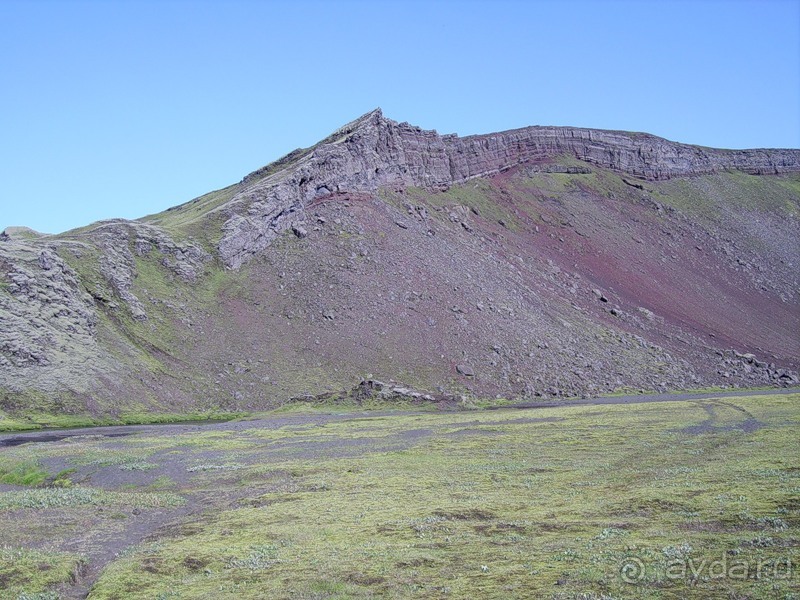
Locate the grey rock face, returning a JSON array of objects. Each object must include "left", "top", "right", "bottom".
[
  {"left": 0, "top": 238, "right": 105, "bottom": 392},
  {"left": 91, "top": 220, "right": 211, "bottom": 320},
  {"left": 0, "top": 219, "right": 211, "bottom": 392},
  {"left": 456, "top": 364, "right": 476, "bottom": 377},
  {"left": 217, "top": 109, "right": 800, "bottom": 269}
]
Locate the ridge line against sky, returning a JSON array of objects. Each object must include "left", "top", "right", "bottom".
[{"left": 1, "top": 0, "right": 798, "bottom": 234}]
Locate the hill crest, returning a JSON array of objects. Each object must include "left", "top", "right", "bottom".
[{"left": 210, "top": 109, "right": 800, "bottom": 269}]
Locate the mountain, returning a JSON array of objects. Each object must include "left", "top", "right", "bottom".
[{"left": 1, "top": 109, "right": 799, "bottom": 421}]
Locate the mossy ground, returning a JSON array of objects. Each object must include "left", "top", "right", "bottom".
[
  {"left": 0, "top": 457, "right": 49, "bottom": 485},
  {"left": 1, "top": 392, "right": 795, "bottom": 598},
  {"left": 0, "top": 410, "right": 246, "bottom": 432},
  {"left": 0, "top": 546, "right": 84, "bottom": 599}
]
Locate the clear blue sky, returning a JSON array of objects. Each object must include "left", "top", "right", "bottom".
[{"left": 1, "top": 0, "right": 798, "bottom": 234}]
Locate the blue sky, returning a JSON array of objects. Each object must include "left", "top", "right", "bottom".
[{"left": 1, "top": 0, "right": 798, "bottom": 234}]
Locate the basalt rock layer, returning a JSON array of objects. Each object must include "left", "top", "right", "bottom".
[
  {"left": 1, "top": 110, "right": 798, "bottom": 420},
  {"left": 217, "top": 109, "right": 800, "bottom": 268}
]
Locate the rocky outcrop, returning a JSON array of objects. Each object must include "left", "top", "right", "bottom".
[
  {"left": 0, "top": 219, "right": 211, "bottom": 392},
  {"left": 91, "top": 220, "right": 211, "bottom": 320},
  {"left": 289, "top": 379, "right": 458, "bottom": 407},
  {"left": 0, "top": 238, "right": 107, "bottom": 392},
  {"left": 217, "top": 109, "right": 800, "bottom": 268}
]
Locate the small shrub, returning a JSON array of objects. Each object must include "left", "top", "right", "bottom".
[
  {"left": 187, "top": 464, "right": 243, "bottom": 473},
  {"left": 119, "top": 462, "right": 158, "bottom": 471},
  {"left": 51, "top": 469, "right": 77, "bottom": 488},
  {"left": 662, "top": 543, "right": 693, "bottom": 559},
  {"left": 595, "top": 527, "right": 628, "bottom": 540}
]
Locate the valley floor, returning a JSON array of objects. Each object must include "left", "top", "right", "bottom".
[{"left": 1, "top": 392, "right": 798, "bottom": 599}]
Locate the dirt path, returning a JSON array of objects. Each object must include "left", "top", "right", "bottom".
[
  {"left": 498, "top": 386, "right": 800, "bottom": 410},
  {"left": 2, "top": 387, "right": 798, "bottom": 448}
]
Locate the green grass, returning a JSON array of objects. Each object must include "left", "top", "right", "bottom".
[
  {"left": 380, "top": 179, "right": 524, "bottom": 232},
  {"left": 0, "top": 458, "right": 49, "bottom": 486},
  {"left": 85, "top": 393, "right": 799, "bottom": 599},
  {"left": 0, "top": 389, "right": 90, "bottom": 428},
  {"left": 595, "top": 384, "right": 781, "bottom": 398},
  {"left": 141, "top": 184, "right": 239, "bottom": 232},
  {"left": 432, "top": 179, "right": 523, "bottom": 230},
  {"left": 0, "top": 410, "right": 246, "bottom": 433},
  {"left": 0, "top": 546, "right": 84, "bottom": 598},
  {"left": 0, "top": 487, "right": 184, "bottom": 510},
  {"left": 656, "top": 172, "right": 800, "bottom": 218},
  {"left": 0, "top": 416, "right": 40, "bottom": 432}
]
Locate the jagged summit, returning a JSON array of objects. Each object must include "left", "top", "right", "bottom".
[
  {"left": 240, "top": 108, "right": 800, "bottom": 194},
  {"left": 216, "top": 110, "right": 800, "bottom": 269},
  {"left": 328, "top": 106, "right": 385, "bottom": 137}
]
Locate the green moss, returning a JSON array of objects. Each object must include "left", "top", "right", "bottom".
[
  {"left": 141, "top": 185, "right": 238, "bottom": 232},
  {"left": 774, "top": 173, "right": 800, "bottom": 199},
  {"left": 433, "top": 179, "right": 522, "bottom": 230},
  {"left": 0, "top": 388, "right": 89, "bottom": 424},
  {"left": 0, "top": 459, "right": 49, "bottom": 486},
  {"left": 0, "top": 416, "right": 39, "bottom": 432},
  {"left": 86, "top": 393, "right": 800, "bottom": 599},
  {"left": 381, "top": 180, "right": 524, "bottom": 232},
  {"left": 656, "top": 171, "right": 800, "bottom": 218},
  {"left": 0, "top": 487, "right": 184, "bottom": 510},
  {"left": 0, "top": 546, "right": 84, "bottom": 598},
  {"left": 0, "top": 410, "right": 245, "bottom": 433}
]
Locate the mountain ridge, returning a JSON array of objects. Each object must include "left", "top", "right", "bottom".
[
  {"left": 1, "top": 110, "right": 798, "bottom": 424},
  {"left": 193, "top": 109, "right": 800, "bottom": 269}
]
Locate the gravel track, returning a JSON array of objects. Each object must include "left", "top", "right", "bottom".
[{"left": 2, "top": 388, "right": 798, "bottom": 448}]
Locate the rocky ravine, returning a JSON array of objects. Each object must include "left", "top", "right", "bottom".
[{"left": 1, "top": 109, "right": 798, "bottom": 418}]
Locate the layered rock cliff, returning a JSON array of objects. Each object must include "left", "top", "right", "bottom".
[{"left": 217, "top": 109, "right": 800, "bottom": 268}]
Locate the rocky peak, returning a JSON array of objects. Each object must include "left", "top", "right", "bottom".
[{"left": 217, "top": 110, "right": 800, "bottom": 269}]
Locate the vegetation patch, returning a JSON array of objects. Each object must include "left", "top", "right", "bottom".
[
  {"left": 0, "top": 458, "right": 49, "bottom": 486},
  {"left": 0, "top": 410, "right": 245, "bottom": 433},
  {"left": 84, "top": 394, "right": 799, "bottom": 599},
  {"left": 0, "top": 545, "right": 84, "bottom": 598},
  {"left": 0, "top": 487, "right": 184, "bottom": 510}
]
